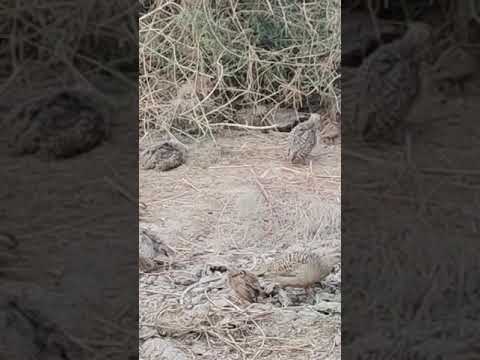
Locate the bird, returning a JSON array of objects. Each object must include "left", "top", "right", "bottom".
[
  {"left": 7, "top": 88, "right": 109, "bottom": 158},
  {"left": 255, "top": 249, "right": 340, "bottom": 297},
  {"left": 429, "top": 46, "right": 477, "bottom": 97},
  {"left": 227, "top": 269, "right": 263, "bottom": 304},
  {"left": 140, "top": 140, "right": 186, "bottom": 171},
  {"left": 286, "top": 113, "right": 320, "bottom": 164},
  {"left": 353, "top": 21, "right": 433, "bottom": 144},
  {"left": 319, "top": 101, "right": 340, "bottom": 145},
  {"left": 138, "top": 224, "right": 174, "bottom": 272}
]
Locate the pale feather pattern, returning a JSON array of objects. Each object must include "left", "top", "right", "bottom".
[
  {"left": 319, "top": 113, "right": 340, "bottom": 145},
  {"left": 257, "top": 250, "right": 339, "bottom": 289},
  {"left": 354, "top": 22, "right": 432, "bottom": 142},
  {"left": 8, "top": 88, "right": 109, "bottom": 158},
  {"left": 139, "top": 256, "right": 156, "bottom": 272},
  {"left": 140, "top": 140, "right": 186, "bottom": 171},
  {"left": 227, "top": 270, "right": 263, "bottom": 303},
  {"left": 286, "top": 114, "right": 320, "bottom": 163}
]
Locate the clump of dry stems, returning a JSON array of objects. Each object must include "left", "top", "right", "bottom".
[
  {"left": 0, "top": 1, "right": 137, "bottom": 110},
  {"left": 139, "top": 0, "right": 340, "bottom": 138}
]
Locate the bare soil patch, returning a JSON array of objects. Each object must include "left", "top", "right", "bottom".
[{"left": 140, "top": 132, "right": 341, "bottom": 360}]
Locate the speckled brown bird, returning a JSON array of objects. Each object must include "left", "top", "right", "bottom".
[
  {"left": 139, "top": 256, "right": 156, "bottom": 273},
  {"left": 256, "top": 250, "right": 339, "bottom": 296},
  {"left": 319, "top": 110, "right": 340, "bottom": 145},
  {"left": 227, "top": 269, "right": 263, "bottom": 303},
  {"left": 140, "top": 140, "right": 186, "bottom": 171},
  {"left": 139, "top": 224, "right": 174, "bottom": 272},
  {"left": 7, "top": 88, "right": 109, "bottom": 158},
  {"left": 286, "top": 113, "right": 320, "bottom": 164},
  {"left": 353, "top": 22, "right": 432, "bottom": 143}
]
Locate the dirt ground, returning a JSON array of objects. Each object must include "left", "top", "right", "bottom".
[{"left": 139, "top": 131, "right": 341, "bottom": 360}]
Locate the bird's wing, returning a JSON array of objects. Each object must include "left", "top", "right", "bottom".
[
  {"left": 357, "top": 47, "right": 409, "bottom": 133},
  {"left": 272, "top": 264, "right": 306, "bottom": 278},
  {"left": 298, "top": 126, "right": 315, "bottom": 145}
]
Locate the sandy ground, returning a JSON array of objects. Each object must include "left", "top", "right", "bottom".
[{"left": 139, "top": 131, "right": 341, "bottom": 360}]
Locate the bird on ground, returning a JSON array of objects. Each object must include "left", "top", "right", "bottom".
[
  {"left": 353, "top": 21, "right": 433, "bottom": 144},
  {"left": 7, "top": 88, "right": 109, "bottom": 158},
  {"left": 227, "top": 269, "right": 263, "bottom": 304},
  {"left": 140, "top": 140, "right": 186, "bottom": 171},
  {"left": 255, "top": 249, "right": 340, "bottom": 298},
  {"left": 286, "top": 113, "right": 320, "bottom": 164}
]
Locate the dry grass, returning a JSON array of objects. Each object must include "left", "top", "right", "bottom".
[
  {"left": 139, "top": 0, "right": 340, "bottom": 138},
  {"left": 0, "top": 1, "right": 136, "bottom": 111}
]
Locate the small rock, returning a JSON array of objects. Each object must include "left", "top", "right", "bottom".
[
  {"left": 314, "top": 300, "right": 341, "bottom": 314},
  {"left": 139, "top": 326, "right": 158, "bottom": 342},
  {"left": 272, "top": 310, "right": 298, "bottom": 324},
  {"left": 173, "top": 275, "right": 197, "bottom": 286}
]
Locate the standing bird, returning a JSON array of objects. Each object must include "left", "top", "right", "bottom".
[
  {"left": 353, "top": 22, "right": 433, "bottom": 143},
  {"left": 227, "top": 269, "right": 263, "bottom": 304},
  {"left": 255, "top": 249, "right": 339, "bottom": 298},
  {"left": 286, "top": 113, "right": 320, "bottom": 164}
]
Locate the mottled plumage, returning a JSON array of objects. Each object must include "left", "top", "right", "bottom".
[
  {"left": 319, "top": 112, "right": 340, "bottom": 145},
  {"left": 354, "top": 22, "right": 432, "bottom": 143},
  {"left": 227, "top": 269, "right": 263, "bottom": 303},
  {"left": 287, "top": 114, "right": 320, "bottom": 163},
  {"left": 256, "top": 250, "right": 339, "bottom": 290},
  {"left": 139, "top": 256, "right": 156, "bottom": 273},
  {"left": 139, "top": 224, "right": 174, "bottom": 272},
  {"left": 140, "top": 140, "right": 186, "bottom": 171},
  {"left": 7, "top": 88, "right": 109, "bottom": 158}
]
